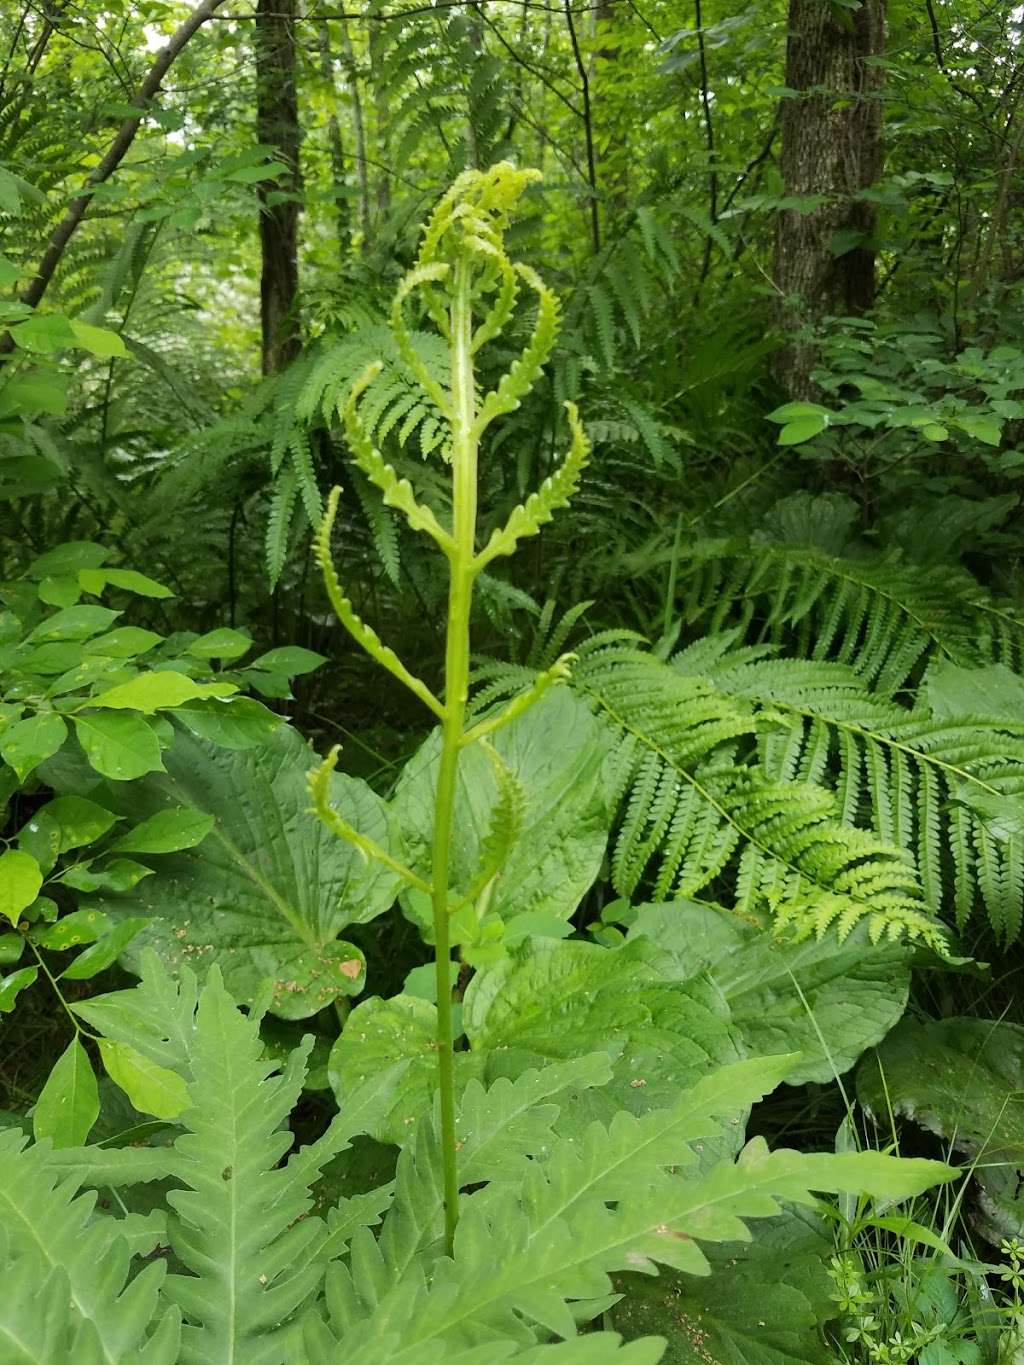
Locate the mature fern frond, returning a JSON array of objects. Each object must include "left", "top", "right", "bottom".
[
  {"left": 660, "top": 538, "right": 1024, "bottom": 690},
  {"left": 570, "top": 635, "right": 948, "bottom": 950},
  {"left": 687, "top": 645, "right": 1024, "bottom": 940}
]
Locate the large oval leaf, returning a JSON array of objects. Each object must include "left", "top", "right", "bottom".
[
  {"left": 463, "top": 935, "right": 738, "bottom": 1129},
  {"left": 95, "top": 725, "right": 401, "bottom": 1017},
  {"left": 628, "top": 902, "right": 911, "bottom": 1084}
]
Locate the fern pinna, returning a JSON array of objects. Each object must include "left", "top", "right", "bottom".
[
  {"left": 566, "top": 633, "right": 949, "bottom": 952},
  {"left": 681, "top": 638, "right": 1024, "bottom": 942},
  {"left": 0, "top": 957, "right": 955, "bottom": 1363},
  {"left": 664, "top": 535, "right": 1024, "bottom": 690}
]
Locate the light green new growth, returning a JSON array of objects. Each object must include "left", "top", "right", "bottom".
[{"left": 311, "top": 162, "right": 586, "bottom": 1251}]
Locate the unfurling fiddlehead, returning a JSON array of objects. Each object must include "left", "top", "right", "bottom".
[{"left": 309, "top": 163, "right": 588, "bottom": 1251}]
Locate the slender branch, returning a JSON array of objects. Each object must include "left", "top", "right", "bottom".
[
  {"left": 563, "top": 0, "right": 600, "bottom": 251},
  {"left": 478, "top": 6, "right": 582, "bottom": 119},
  {"left": 922, "top": 0, "right": 987, "bottom": 114},
  {"left": 214, "top": 0, "right": 629, "bottom": 16}
]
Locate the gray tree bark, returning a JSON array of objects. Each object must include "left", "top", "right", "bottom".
[{"left": 772, "top": 0, "right": 886, "bottom": 397}]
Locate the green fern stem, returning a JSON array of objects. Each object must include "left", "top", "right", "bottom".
[{"left": 432, "top": 255, "right": 479, "bottom": 1255}]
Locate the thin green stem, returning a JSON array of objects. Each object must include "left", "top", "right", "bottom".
[
  {"left": 27, "top": 939, "right": 91, "bottom": 1038},
  {"left": 431, "top": 255, "right": 478, "bottom": 1256}
]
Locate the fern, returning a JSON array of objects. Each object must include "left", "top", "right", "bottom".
[
  {"left": 563, "top": 634, "right": 948, "bottom": 950},
  {"left": 680, "top": 641, "right": 1024, "bottom": 940},
  {"left": 662, "top": 536, "right": 1024, "bottom": 690}
]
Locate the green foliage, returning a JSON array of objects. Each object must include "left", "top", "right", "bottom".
[
  {"left": 858, "top": 1017, "right": 1024, "bottom": 1247},
  {"left": 568, "top": 633, "right": 947, "bottom": 950},
  {"left": 0, "top": 961, "right": 959, "bottom": 1362},
  {"left": 91, "top": 724, "right": 400, "bottom": 1018},
  {"left": 7, "top": 0, "right": 1024, "bottom": 1329}
]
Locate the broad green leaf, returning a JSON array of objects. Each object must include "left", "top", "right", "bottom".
[
  {"left": 0, "top": 711, "right": 67, "bottom": 778},
  {"left": 858, "top": 1018, "right": 1024, "bottom": 1167},
  {"left": 37, "top": 576, "right": 81, "bottom": 607},
  {"left": 83, "top": 626, "right": 162, "bottom": 659},
  {"left": 329, "top": 994, "right": 485, "bottom": 1144},
  {"left": 89, "top": 670, "right": 236, "bottom": 712},
  {"left": 392, "top": 689, "right": 611, "bottom": 936},
  {"left": 93, "top": 725, "right": 399, "bottom": 1017},
  {"left": 97, "top": 1038, "right": 189, "bottom": 1120},
  {"left": 78, "top": 567, "right": 172, "bottom": 598},
  {"left": 248, "top": 645, "right": 326, "bottom": 675},
  {"left": 169, "top": 695, "right": 282, "bottom": 748},
  {"left": 185, "top": 628, "right": 253, "bottom": 661},
  {"left": 956, "top": 414, "right": 1002, "bottom": 446},
  {"left": 20, "top": 795, "right": 119, "bottom": 854},
  {"left": 777, "top": 414, "right": 828, "bottom": 445},
  {"left": 35, "top": 907, "right": 111, "bottom": 949},
  {"left": 73, "top": 711, "right": 164, "bottom": 780},
  {"left": 28, "top": 604, "right": 119, "bottom": 642},
  {"left": 62, "top": 918, "right": 148, "bottom": 979},
  {"left": 0, "top": 849, "right": 42, "bottom": 924},
  {"left": 924, "top": 661, "right": 1024, "bottom": 726},
  {"left": 19, "top": 642, "right": 88, "bottom": 675},
  {"left": 0, "top": 371, "right": 67, "bottom": 418},
  {"left": 463, "top": 935, "right": 738, "bottom": 1127},
  {"left": 33, "top": 1037, "right": 99, "bottom": 1147},
  {"left": 224, "top": 160, "right": 289, "bottom": 182},
  {"left": 0, "top": 932, "right": 24, "bottom": 964},
  {"left": 766, "top": 402, "right": 831, "bottom": 423},
  {"left": 0, "top": 965, "right": 37, "bottom": 1012},
  {"left": 28, "top": 541, "right": 107, "bottom": 576},
  {"left": 61, "top": 859, "right": 153, "bottom": 892},
  {"left": 611, "top": 1211, "right": 837, "bottom": 1364},
  {"left": 10, "top": 312, "right": 77, "bottom": 353},
  {"left": 628, "top": 903, "right": 911, "bottom": 1084},
  {"left": 22, "top": 897, "right": 57, "bottom": 924},
  {"left": 110, "top": 806, "right": 215, "bottom": 854},
  {"left": 68, "top": 320, "right": 129, "bottom": 359}
]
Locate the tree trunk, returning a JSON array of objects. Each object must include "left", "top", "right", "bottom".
[
  {"left": 772, "top": 0, "right": 886, "bottom": 397},
  {"left": 255, "top": 0, "right": 302, "bottom": 376}
]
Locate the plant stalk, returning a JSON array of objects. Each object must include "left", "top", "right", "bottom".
[{"left": 431, "top": 256, "right": 478, "bottom": 1256}]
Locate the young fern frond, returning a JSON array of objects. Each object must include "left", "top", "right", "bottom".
[
  {"left": 308, "top": 745, "right": 432, "bottom": 894},
  {"left": 449, "top": 742, "right": 527, "bottom": 911},
  {"left": 571, "top": 635, "right": 949, "bottom": 952},
  {"left": 474, "top": 403, "right": 590, "bottom": 571},
  {"left": 314, "top": 487, "right": 445, "bottom": 719}
]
